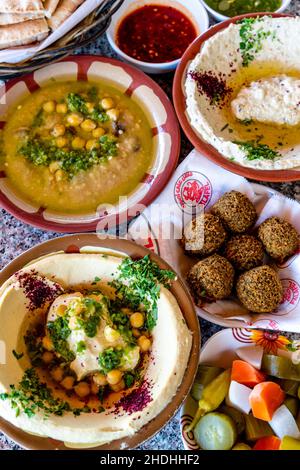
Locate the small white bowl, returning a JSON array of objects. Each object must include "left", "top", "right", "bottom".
[
  {"left": 200, "top": 0, "right": 292, "bottom": 22},
  {"left": 106, "top": 0, "right": 209, "bottom": 74}
]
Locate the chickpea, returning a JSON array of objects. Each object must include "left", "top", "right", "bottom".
[
  {"left": 130, "top": 312, "right": 144, "bottom": 329},
  {"left": 51, "top": 367, "right": 64, "bottom": 383},
  {"left": 49, "top": 161, "right": 60, "bottom": 174},
  {"left": 86, "top": 139, "right": 99, "bottom": 151},
  {"left": 68, "top": 316, "right": 78, "bottom": 330},
  {"left": 101, "top": 97, "right": 114, "bottom": 110},
  {"left": 56, "top": 136, "right": 68, "bottom": 148},
  {"left": 66, "top": 113, "right": 83, "bottom": 127},
  {"left": 92, "top": 127, "right": 105, "bottom": 138},
  {"left": 56, "top": 103, "right": 68, "bottom": 114},
  {"left": 107, "top": 369, "right": 123, "bottom": 385},
  {"left": 52, "top": 124, "right": 65, "bottom": 137},
  {"left": 43, "top": 100, "right": 56, "bottom": 113},
  {"left": 55, "top": 169, "right": 64, "bottom": 182},
  {"left": 104, "top": 325, "right": 120, "bottom": 343},
  {"left": 93, "top": 373, "right": 107, "bottom": 387},
  {"left": 42, "top": 351, "right": 54, "bottom": 364},
  {"left": 74, "top": 382, "right": 90, "bottom": 398},
  {"left": 42, "top": 336, "right": 53, "bottom": 351},
  {"left": 110, "top": 379, "right": 125, "bottom": 393},
  {"left": 86, "top": 102, "right": 95, "bottom": 113},
  {"left": 57, "top": 304, "right": 67, "bottom": 316},
  {"left": 61, "top": 376, "right": 75, "bottom": 390},
  {"left": 72, "top": 136, "right": 85, "bottom": 149},
  {"left": 137, "top": 335, "right": 152, "bottom": 352},
  {"left": 81, "top": 119, "right": 97, "bottom": 132},
  {"left": 106, "top": 108, "right": 120, "bottom": 121},
  {"left": 91, "top": 382, "right": 99, "bottom": 395},
  {"left": 132, "top": 328, "right": 141, "bottom": 338}
]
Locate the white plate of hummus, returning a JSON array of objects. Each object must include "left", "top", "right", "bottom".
[
  {"left": 0, "top": 235, "right": 199, "bottom": 450},
  {"left": 173, "top": 13, "right": 300, "bottom": 182}
]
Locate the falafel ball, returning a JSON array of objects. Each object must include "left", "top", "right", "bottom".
[
  {"left": 183, "top": 213, "right": 227, "bottom": 257},
  {"left": 258, "top": 216, "right": 299, "bottom": 262},
  {"left": 211, "top": 190, "right": 257, "bottom": 233},
  {"left": 187, "top": 254, "right": 234, "bottom": 302},
  {"left": 236, "top": 265, "right": 283, "bottom": 313},
  {"left": 224, "top": 234, "right": 264, "bottom": 271}
]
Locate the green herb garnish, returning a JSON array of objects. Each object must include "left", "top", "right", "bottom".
[
  {"left": 75, "top": 297, "right": 104, "bottom": 338},
  {"left": 12, "top": 350, "right": 24, "bottom": 360},
  {"left": 47, "top": 316, "right": 75, "bottom": 362},
  {"left": 76, "top": 341, "right": 86, "bottom": 353},
  {"left": 238, "top": 17, "right": 275, "bottom": 67},
  {"left": 98, "top": 347, "right": 123, "bottom": 374},
  {"left": 235, "top": 140, "right": 280, "bottom": 161},
  {"left": 67, "top": 93, "right": 108, "bottom": 123}
]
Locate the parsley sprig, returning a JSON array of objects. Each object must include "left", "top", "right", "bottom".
[
  {"left": 238, "top": 17, "right": 276, "bottom": 67},
  {"left": 234, "top": 140, "right": 280, "bottom": 161}
]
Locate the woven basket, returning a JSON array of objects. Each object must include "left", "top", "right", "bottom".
[{"left": 0, "top": 0, "right": 124, "bottom": 79}]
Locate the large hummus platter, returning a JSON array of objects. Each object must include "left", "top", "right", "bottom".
[{"left": 0, "top": 236, "right": 199, "bottom": 450}]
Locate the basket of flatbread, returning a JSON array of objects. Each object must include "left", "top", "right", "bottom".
[{"left": 0, "top": 0, "right": 124, "bottom": 78}]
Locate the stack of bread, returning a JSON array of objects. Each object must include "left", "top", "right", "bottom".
[{"left": 0, "top": 0, "right": 85, "bottom": 50}]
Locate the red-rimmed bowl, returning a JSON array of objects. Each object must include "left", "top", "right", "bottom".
[
  {"left": 173, "top": 12, "right": 300, "bottom": 183},
  {"left": 0, "top": 55, "right": 180, "bottom": 232}
]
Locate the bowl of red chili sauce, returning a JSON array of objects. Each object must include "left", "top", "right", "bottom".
[{"left": 106, "top": 0, "right": 209, "bottom": 74}]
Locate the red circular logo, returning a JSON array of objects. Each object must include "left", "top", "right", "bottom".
[
  {"left": 174, "top": 171, "right": 212, "bottom": 214},
  {"left": 277, "top": 279, "right": 300, "bottom": 316}
]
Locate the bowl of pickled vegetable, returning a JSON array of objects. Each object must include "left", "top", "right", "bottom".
[
  {"left": 200, "top": 0, "right": 291, "bottom": 22},
  {"left": 181, "top": 328, "right": 300, "bottom": 451}
]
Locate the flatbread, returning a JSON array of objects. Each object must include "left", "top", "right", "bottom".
[
  {"left": 0, "top": 1, "right": 44, "bottom": 14},
  {"left": 43, "top": 0, "right": 60, "bottom": 18},
  {"left": 48, "top": 0, "right": 84, "bottom": 29},
  {"left": 0, "top": 12, "right": 45, "bottom": 25},
  {"left": 0, "top": 19, "right": 49, "bottom": 50}
]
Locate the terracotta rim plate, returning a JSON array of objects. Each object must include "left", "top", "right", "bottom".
[
  {"left": 0, "top": 55, "right": 181, "bottom": 232},
  {"left": 0, "top": 235, "right": 200, "bottom": 450},
  {"left": 180, "top": 328, "right": 295, "bottom": 450},
  {"left": 172, "top": 12, "right": 300, "bottom": 183}
]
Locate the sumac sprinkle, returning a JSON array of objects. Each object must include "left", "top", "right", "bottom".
[
  {"left": 114, "top": 380, "right": 152, "bottom": 415},
  {"left": 15, "top": 270, "right": 62, "bottom": 310},
  {"left": 189, "top": 70, "right": 233, "bottom": 106},
  {"left": 116, "top": 5, "right": 197, "bottom": 63}
]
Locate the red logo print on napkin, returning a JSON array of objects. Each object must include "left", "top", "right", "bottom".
[
  {"left": 174, "top": 171, "right": 212, "bottom": 214},
  {"left": 277, "top": 279, "right": 300, "bottom": 315}
]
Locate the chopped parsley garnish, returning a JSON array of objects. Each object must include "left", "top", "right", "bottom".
[
  {"left": 32, "top": 109, "right": 44, "bottom": 128},
  {"left": 75, "top": 297, "right": 104, "bottom": 338},
  {"left": 98, "top": 347, "right": 123, "bottom": 374},
  {"left": 234, "top": 140, "right": 280, "bottom": 161},
  {"left": 12, "top": 350, "right": 24, "bottom": 360},
  {"left": 238, "top": 17, "right": 275, "bottom": 67},
  {"left": 111, "top": 255, "right": 176, "bottom": 331},
  {"left": 76, "top": 341, "right": 86, "bottom": 353},
  {"left": 47, "top": 316, "right": 75, "bottom": 362},
  {"left": 67, "top": 93, "right": 109, "bottom": 123},
  {"left": 19, "top": 136, "right": 117, "bottom": 179},
  {"left": 0, "top": 368, "right": 71, "bottom": 418}
]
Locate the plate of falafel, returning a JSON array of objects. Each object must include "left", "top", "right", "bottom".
[{"left": 129, "top": 150, "right": 300, "bottom": 331}]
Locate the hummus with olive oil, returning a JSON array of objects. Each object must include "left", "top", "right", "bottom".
[{"left": 185, "top": 16, "right": 300, "bottom": 170}]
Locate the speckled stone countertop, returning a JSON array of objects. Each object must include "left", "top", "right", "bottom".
[{"left": 1, "top": 1, "right": 300, "bottom": 451}]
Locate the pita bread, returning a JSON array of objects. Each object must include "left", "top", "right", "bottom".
[
  {"left": 0, "top": 19, "right": 49, "bottom": 50},
  {"left": 0, "top": 1, "right": 44, "bottom": 14},
  {"left": 43, "top": 0, "right": 60, "bottom": 18},
  {"left": 0, "top": 13, "right": 45, "bottom": 25},
  {"left": 48, "top": 0, "right": 84, "bottom": 29}
]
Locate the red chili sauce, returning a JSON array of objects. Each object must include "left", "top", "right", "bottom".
[{"left": 116, "top": 5, "right": 197, "bottom": 63}]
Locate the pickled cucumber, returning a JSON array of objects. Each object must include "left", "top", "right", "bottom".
[
  {"left": 284, "top": 397, "right": 299, "bottom": 418},
  {"left": 232, "top": 443, "right": 252, "bottom": 450},
  {"left": 219, "top": 405, "right": 245, "bottom": 435},
  {"left": 194, "top": 412, "right": 237, "bottom": 450},
  {"left": 280, "top": 436, "right": 300, "bottom": 450},
  {"left": 245, "top": 414, "right": 274, "bottom": 441},
  {"left": 191, "top": 365, "right": 223, "bottom": 401},
  {"left": 279, "top": 379, "right": 299, "bottom": 397},
  {"left": 262, "top": 355, "right": 300, "bottom": 381}
]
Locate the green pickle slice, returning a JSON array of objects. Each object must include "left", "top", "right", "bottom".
[
  {"left": 191, "top": 365, "right": 223, "bottom": 401},
  {"left": 219, "top": 405, "right": 245, "bottom": 435},
  {"left": 245, "top": 414, "right": 274, "bottom": 441},
  {"left": 262, "top": 355, "right": 300, "bottom": 381},
  {"left": 194, "top": 412, "right": 237, "bottom": 450}
]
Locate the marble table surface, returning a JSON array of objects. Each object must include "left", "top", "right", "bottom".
[{"left": 1, "top": 1, "right": 300, "bottom": 451}]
